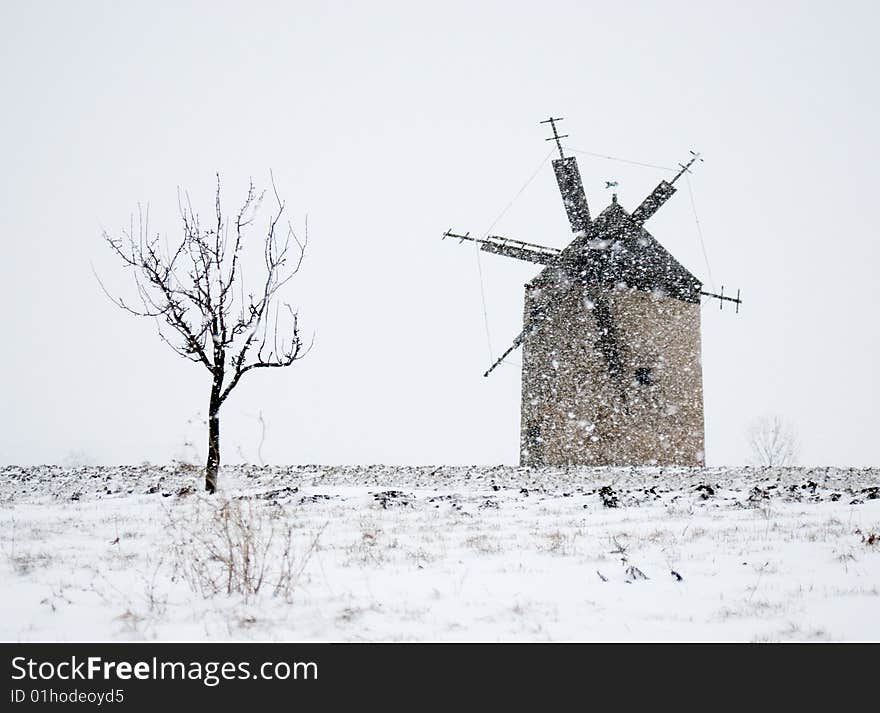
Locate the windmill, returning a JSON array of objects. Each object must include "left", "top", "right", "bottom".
[{"left": 443, "top": 117, "right": 741, "bottom": 467}]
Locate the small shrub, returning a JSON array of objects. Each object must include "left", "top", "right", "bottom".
[
  {"left": 167, "top": 497, "right": 322, "bottom": 602},
  {"left": 855, "top": 529, "right": 879, "bottom": 547}
]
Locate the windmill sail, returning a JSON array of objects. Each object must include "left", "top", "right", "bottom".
[
  {"left": 630, "top": 180, "right": 676, "bottom": 225},
  {"left": 483, "top": 329, "right": 527, "bottom": 377},
  {"left": 479, "top": 241, "right": 559, "bottom": 265},
  {"left": 442, "top": 231, "right": 560, "bottom": 266},
  {"left": 631, "top": 151, "right": 702, "bottom": 226},
  {"left": 553, "top": 157, "right": 591, "bottom": 235}
]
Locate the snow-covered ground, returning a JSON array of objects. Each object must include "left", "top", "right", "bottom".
[{"left": 1, "top": 464, "right": 878, "bottom": 642}]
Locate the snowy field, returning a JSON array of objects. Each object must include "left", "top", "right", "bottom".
[{"left": 1, "top": 464, "right": 878, "bottom": 643}]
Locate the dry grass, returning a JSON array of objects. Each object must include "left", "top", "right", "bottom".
[
  {"left": 166, "top": 496, "right": 322, "bottom": 602},
  {"left": 463, "top": 534, "right": 503, "bottom": 554}
]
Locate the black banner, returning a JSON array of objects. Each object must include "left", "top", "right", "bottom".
[{"left": 1, "top": 642, "right": 869, "bottom": 710}]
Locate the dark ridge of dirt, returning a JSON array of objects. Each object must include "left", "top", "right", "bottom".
[{"left": 1, "top": 465, "right": 878, "bottom": 511}]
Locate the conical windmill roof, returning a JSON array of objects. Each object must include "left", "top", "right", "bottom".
[{"left": 530, "top": 200, "right": 702, "bottom": 302}]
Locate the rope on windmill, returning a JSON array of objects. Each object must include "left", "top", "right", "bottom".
[
  {"left": 567, "top": 147, "right": 675, "bottom": 172},
  {"left": 684, "top": 172, "right": 716, "bottom": 292},
  {"left": 480, "top": 149, "right": 555, "bottom": 235},
  {"left": 473, "top": 149, "right": 555, "bottom": 362}
]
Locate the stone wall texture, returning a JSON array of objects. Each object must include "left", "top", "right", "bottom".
[{"left": 520, "top": 281, "right": 704, "bottom": 467}]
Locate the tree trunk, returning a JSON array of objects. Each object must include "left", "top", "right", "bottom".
[{"left": 205, "top": 386, "right": 222, "bottom": 493}]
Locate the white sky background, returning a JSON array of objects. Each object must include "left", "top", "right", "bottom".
[{"left": 1, "top": 0, "right": 878, "bottom": 467}]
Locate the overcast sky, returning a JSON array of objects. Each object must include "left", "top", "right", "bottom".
[{"left": 2, "top": 0, "right": 878, "bottom": 467}]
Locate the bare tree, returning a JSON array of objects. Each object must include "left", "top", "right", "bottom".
[
  {"left": 99, "top": 174, "right": 308, "bottom": 492},
  {"left": 747, "top": 415, "right": 798, "bottom": 467}
]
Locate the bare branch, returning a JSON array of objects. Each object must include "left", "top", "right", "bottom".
[
  {"left": 101, "top": 172, "right": 308, "bottom": 406},
  {"left": 747, "top": 415, "right": 798, "bottom": 467}
]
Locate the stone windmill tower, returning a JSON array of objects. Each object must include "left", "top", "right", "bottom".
[{"left": 444, "top": 118, "right": 740, "bottom": 467}]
